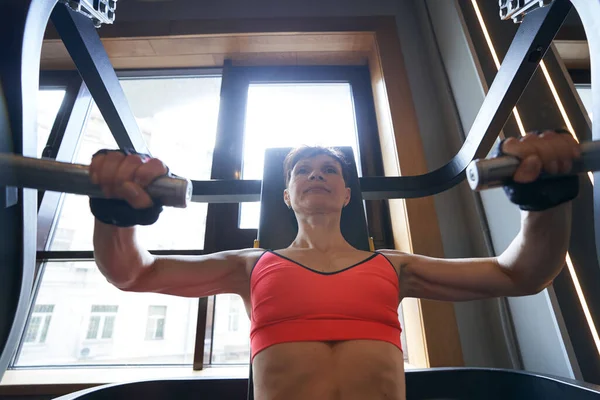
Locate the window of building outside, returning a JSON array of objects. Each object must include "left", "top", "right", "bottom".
[
  {"left": 145, "top": 306, "right": 167, "bottom": 340},
  {"left": 23, "top": 305, "right": 54, "bottom": 344},
  {"left": 16, "top": 76, "right": 221, "bottom": 368},
  {"left": 85, "top": 305, "right": 118, "bottom": 340}
]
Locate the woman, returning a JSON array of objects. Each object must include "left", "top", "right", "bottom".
[{"left": 90, "top": 130, "right": 578, "bottom": 400}]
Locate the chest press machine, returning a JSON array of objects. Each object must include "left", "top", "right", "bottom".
[{"left": 2, "top": 0, "right": 600, "bottom": 398}]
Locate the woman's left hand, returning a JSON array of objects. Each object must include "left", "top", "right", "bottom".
[{"left": 500, "top": 130, "right": 581, "bottom": 183}]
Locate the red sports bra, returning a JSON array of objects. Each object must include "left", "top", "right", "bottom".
[{"left": 249, "top": 251, "right": 403, "bottom": 361}]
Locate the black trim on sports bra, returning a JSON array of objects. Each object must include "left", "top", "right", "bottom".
[
  {"left": 249, "top": 249, "right": 270, "bottom": 280},
  {"left": 266, "top": 250, "right": 379, "bottom": 275},
  {"left": 376, "top": 251, "right": 402, "bottom": 291}
]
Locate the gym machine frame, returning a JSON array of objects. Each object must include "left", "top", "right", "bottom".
[{"left": 0, "top": 0, "right": 599, "bottom": 393}]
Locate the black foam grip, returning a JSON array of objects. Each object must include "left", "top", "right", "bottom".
[
  {"left": 89, "top": 149, "right": 164, "bottom": 227},
  {"left": 495, "top": 129, "right": 579, "bottom": 211}
]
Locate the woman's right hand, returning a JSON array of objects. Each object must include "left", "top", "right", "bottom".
[{"left": 89, "top": 150, "right": 168, "bottom": 209}]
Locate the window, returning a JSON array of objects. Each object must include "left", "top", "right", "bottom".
[
  {"left": 48, "top": 76, "right": 221, "bottom": 251},
  {"left": 18, "top": 74, "right": 219, "bottom": 368},
  {"left": 37, "top": 90, "right": 66, "bottom": 157},
  {"left": 145, "top": 306, "right": 167, "bottom": 340},
  {"left": 23, "top": 305, "right": 54, "bottom": 344},
  {"left": 239, "top": 83, "right": 359, "bottom": 229},
  {"left": 85, "top": 305, "right": 118, "bottom": 340},
  {"left": 16, "top": 261, "right": 199, "bottom": 367}
]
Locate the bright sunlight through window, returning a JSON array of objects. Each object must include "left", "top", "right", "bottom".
[{"left": 239, "top": 83, "right": 360, "bottom": 229}]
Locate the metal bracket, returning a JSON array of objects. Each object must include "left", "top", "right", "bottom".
[
  {"left": 500, "top": 0, "right": 555, "bottom": 23},
  {"left": 60, "top": 0, "right": 118, "bottom": 27}
]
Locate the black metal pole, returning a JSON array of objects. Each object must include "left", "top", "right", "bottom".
[
  {"left": 50, "top": 5, "right": 149, "bottom": 154},
  {"left": 0, "top": 0, "right": 60, "bottom": 382}
]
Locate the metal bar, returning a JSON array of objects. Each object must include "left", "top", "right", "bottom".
[
  {"left": 36, "top": 249, "right": 206, "bottom": 260},
  {"left": 0, "top": 0, "right": 60, "bottom": 382},
  {"left": 467, "top": 140, "right": 600, "bottom": 190},
  {"left": 9, "top": 152, "right": 600, "bottom": 204},
  {"left": 0, "top": 154, "right": 192, "bottom": 208},
  {"left": 117, "top": 68, "right": 223, "bottom": 79},
  {"left": 50, "top": 5, "right": 149, "bottom": 154},
  {"left": 37, "top": 78, "right": 91, "bottom": 252},
  {"left": 193, "top": 297, "right": 209, "bottom": 370}
]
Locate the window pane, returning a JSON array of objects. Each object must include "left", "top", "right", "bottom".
[
  {"left": 24, "top": 317, "right": 41, "bottom": 343},
  {"left": 48, "top": 76, "right": 221, "bottom": 251},
  {"left": 211, "top": 294, "right": 250, "bottom": 365},
  {"left": 40, "top": 316, "right": 52, "bottom": 343},
  {"left": 86, "top": 316, "right": 100, "bottom": 340},
  {"left": 16, "top": 261, "right": 198, "bottom": 367},
  {"left": 37, "top": 90, "right": 66, "bottom": 158},
  {"left": 239, "top": 83, "right": 359, "bottom": 229},
  {"left": 102, "top": 316, "right": 116, "bottom": 339},
  {"left": 92, "top": 305, "right": 119, "bottom": 313},
  {"left": 155, "top": 318, "right": 165, "bottom": 340},
  {"left": 149, "top": 305, "right": 167, "bottom": 316}
]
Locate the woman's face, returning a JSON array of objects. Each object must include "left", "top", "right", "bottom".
[{"left": 284, "top": 154, "right": 351, "bottom": 214}]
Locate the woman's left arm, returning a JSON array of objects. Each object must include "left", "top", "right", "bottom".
[
  {"left": 390, "top": 131, "right": 578, "bottom": 301},
  {"left": 388, "top": 203, "right": 570, "bottom": 301}
]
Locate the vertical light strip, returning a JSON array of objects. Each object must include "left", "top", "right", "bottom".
[
  {"left": 471, "top": 0, "right": 600, "bottom": 353},
  {"left": 540, "top": 61, "right": 576, "bottom": 136},
  {"left": 539, "top": 61, "right": 594, "bottom": 185},
  {"left": 471, "top": 0, "right": 527, "bottom": 137},
  {"left": 472, "top": 0, "right": 501, "bottom": 68},
  {"left": 566, "top": 254, "right": 600, "bottom": 356},
  {"left": 512, "top": 108, "right": 527, "bottom": 137}
]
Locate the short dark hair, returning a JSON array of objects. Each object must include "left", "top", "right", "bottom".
[{"left": 283, "top": 146, "right": 350, "bottom": 187}]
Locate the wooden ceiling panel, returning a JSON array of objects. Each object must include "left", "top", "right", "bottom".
[
  {"left": 111, "top": 54, "right": 218, "bottom": 69},
  {"left": 41, "top": 40, "right": 71, "bottom": 60},
  {"left": 40, "top": 32, "right": 376, "bottom": 70},
  {"left": 295, "top": 51, "right": 368, "bottom": 65},
  {"left": 236, "top": 33, "right": 370, "bottom": 53},
  {"left": 231, "top": 52, "right": 297, "bottom": 66},
  {"left": 102, "top": 39, "right": 156, "bottom": 57},
  {"left": 149, "top": 36, "right": 240, "bottom": 55}
]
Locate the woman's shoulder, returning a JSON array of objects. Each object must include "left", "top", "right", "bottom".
[{"left": 376, "top": 249, "right": 413, "bottom": 266}]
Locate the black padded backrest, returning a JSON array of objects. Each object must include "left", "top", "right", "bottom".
[{"left": 257, "top": 146, "right": 369, "bottom": 251}]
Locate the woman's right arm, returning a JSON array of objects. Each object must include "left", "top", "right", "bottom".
[
  {"left": 94, "top": 221, "right": 253, "bottom": 297},
  {"left": 90, "top": 150, "right": 252, "bottom": 298}
]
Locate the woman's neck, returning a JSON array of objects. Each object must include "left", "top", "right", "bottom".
[{"left": 291, "top": 213, "right": 351, "bottom": 252}]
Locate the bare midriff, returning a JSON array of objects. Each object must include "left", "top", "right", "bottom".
[{"left": 252, "top": 340, "right": 406, "bottom": 400}]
